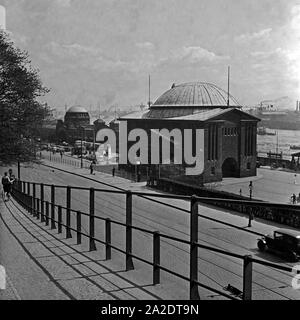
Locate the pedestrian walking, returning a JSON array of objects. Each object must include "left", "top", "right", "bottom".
[
  {"left": 294, "top": 174, "right": 297, "bottom": 184},
  {"left": 60, "top": 150, "right": 63, "bottom": 159},
  {"left": 248, "top": 208, "right": 254, "bottom": 227},
  {"left": 239, "top": 189, "right": 242, "bottom": 196},
  {"left": 8, "top": 168, "right": 15, "bottom": 196},
  {"left": 112, "top": 167, "right": 115, "bottom": 177},
  {"left": 90, "top": 160, "right": 96, "bottom": 175},
  {"left": 2, "top": 172, "right": 14, "bottom": 201},
  {"left": 292, "top": 193, "right": 297, "bottom": 204},
  {"left": 249, "top": 181, "right": 253, "bottom": 199}
]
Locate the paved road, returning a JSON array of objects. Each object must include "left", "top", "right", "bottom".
[
  {"left": 1, "top": 158, "right": 300, "bottom": 300},
  {"left": 211, "top": 167, "right": 300, "bottom": 204}
]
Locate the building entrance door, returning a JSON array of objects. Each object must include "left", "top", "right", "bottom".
[{"left": 222, "top": 157, "right": 239, "bottom": 178}]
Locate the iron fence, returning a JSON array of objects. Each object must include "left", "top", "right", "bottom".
[{"left": 10, "top": 179, "right": 299, "bottom": 300}]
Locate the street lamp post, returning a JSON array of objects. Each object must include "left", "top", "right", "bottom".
[
  {"left": 17, "top": 161, "right": 20, "bottom": 180},
  {"left": 93, "top": 128, "right": 96, "bottom": 157},
  {"left": 80, "top": 127, "right": 83, "bottom": 169},
  {"left": 136, "top": 160, "right": 141, "bottom": 182}
]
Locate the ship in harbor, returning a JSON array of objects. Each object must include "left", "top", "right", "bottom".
[
  {"left": 290, "top": 145, "right": 300, "bottom": 150},
  {"left": 247, "top": 97, "right": 300, "bottom": 131},
  {"left": 257, "top": 127, "right": 276, "bottom": 136}
]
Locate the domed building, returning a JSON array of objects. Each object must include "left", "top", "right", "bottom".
[
  {"left": 57, "top": 105, "right": 98, "bottom": 143},
  {"left": 119, "top": 82, "right": 260, "bottom": 185},
  {"left": 64, "top": 106, "right": 90, "bottom": 128}
]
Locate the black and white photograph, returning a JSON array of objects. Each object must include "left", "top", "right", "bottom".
[{"left": 1, "top": 0, "right": 300, "bottom": 311}]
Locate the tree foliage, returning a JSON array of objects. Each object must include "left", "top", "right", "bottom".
[{"left": 0, "top": 31, "right": 49, "bottom": 163}]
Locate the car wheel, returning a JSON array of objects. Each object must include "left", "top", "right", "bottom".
[
  {"left": 258, "top": 240, "right": 266, "bottom": 251},
  {"left": 286, "top": 251, "right": 298, "bottom": 262}
]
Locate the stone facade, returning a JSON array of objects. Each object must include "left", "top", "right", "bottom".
[{"left": 120, "top": 108, "right": 259, "bottom": 186}]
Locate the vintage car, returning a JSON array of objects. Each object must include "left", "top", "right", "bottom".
[{"left": 257, "top": 228, "right": 300, "bottom": 262}]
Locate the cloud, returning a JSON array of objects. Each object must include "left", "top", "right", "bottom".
[
  {"left": 235, "top": 28, "right": 272, "bottom": 43},
  {"left": 136, "top": 41, "right": 155, "bottom": 50},
  {"left": 47, "top": 41, "right": 102, "bottom": 58},
  {"left": 46, "top": 41, "right": 151, "bottom": 73},
  {"left": 251, "top": 48, "right": 287, "bottom": 59},
  {"left": 291, "top": 4, "right": 300, "bottom": 30},
  {"left": 55, "top": 0, "right": 72, "bottom": 7},
  {"left": 171, "top": 46, "right": 228, "bottom": 64}
]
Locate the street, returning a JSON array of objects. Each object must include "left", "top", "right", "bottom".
[{"left": 1, "top": 158, "right": 300, "bottom": 300}]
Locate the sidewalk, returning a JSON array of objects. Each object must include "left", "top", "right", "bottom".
[{"left": 1, "top": 198, "right": 182, "bottom": 300}]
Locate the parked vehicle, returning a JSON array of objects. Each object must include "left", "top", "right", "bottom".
[
  {"left": 85, "top": 154, "right": 97, "bottom": 161},
  {"left": 257, "top": 228, "right": 300, "bottom": 262},
  {"left": 40, "top": 144, "right": 49, "bottom": 151},
  {"left": 290, "top": 145, "right": 300, "bottom": 150}
]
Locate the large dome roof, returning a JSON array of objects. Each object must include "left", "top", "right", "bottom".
[
  {"left": 66, "top": 105, "right": 89, "bottom": 113},
  {"left": 153, "top": 82, "right": 241, "bottom": 108}
]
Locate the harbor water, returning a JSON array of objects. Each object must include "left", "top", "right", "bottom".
[{"left": 257, "top": 129, "right": 300, "bottom": 158}]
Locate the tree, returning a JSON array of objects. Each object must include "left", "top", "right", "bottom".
[{"left": 0, "top": 31, "right": 49, "bottom": 163}]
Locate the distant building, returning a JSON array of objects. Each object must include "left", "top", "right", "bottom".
[
  {"left": 119, "top": 82, "right": 260, "bottom": 185},
  {"left": 56, "top": 106, "right": 108, "bottom": 143}
]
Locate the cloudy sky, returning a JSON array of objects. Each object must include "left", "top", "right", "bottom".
[{"left": 2, "top": 0, "right": 300, "bottom": 110}]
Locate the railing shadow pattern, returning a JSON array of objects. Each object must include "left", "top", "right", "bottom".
[{"left": 11, "top": 179, "right": 297, "bottom": 300}]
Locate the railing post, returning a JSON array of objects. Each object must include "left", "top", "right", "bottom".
[
  {"left": 76, "top": 211, "right": 82, "bottom": 245},
  {"left": 22, "top": 181, "right": 25, "bottom": 194},
  {"left": 66, "top": 186, "right": 72, "bottom": 238},
  {"left": 51, "top": 185, "right": 56, "bottom": 229},
  {"left": 40, "top": 184, "right": 45, "bottom": 222},
  {"left": 30, "top": 196, "right": 34, "bottom": 215},
  {"left": 32, "top": 183, "right": 36, "bottom": 217},
  {"left": 190, "top": 195, "right": 200, "bottom": 300},
  {"left": 36, "top": 198, "right": 40, "bottom": 219},
  {"left": 58, "top": 206, "right": 62, "bottom": 234},
  {"left": 17, "top": 161, "right": 20, "bottom": 180},
  {"left": 153, "top": 231, "right": 160, "bottom": 285},
  {"left": 45, "top": 201, "right": 49, "bottom": 226},
  {"left": 89, "top": 188, "right": 97, "bottom": 251},
  {"left": 26, "top": 194, "right": 29, "bottom": 210},
  {"left": 105, "top": 218, "right": 111, "bottom": 260},
  {"left": 126, "top": 190, "right": 134, "bottom": 271},
  {"left": 27, "top": 182, "right": 30, "bottom": 196},
  {"left": 243, "top": 255, "right": 253, "bottom": 300}
]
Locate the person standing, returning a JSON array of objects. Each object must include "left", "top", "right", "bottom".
[
  {"left": 248, "top": 208, "right": 254, "bottom": 227},
  {"left": 112, "top": 167, "right": 115, "bottom": 177},
  {"left": 90, "top": 160, "right": 96, "bottom": 175},
  {"left": 294, "top": 174, "right": 297, "bottom": 185},
  {"left": 8, "top": 169, "right": 15, "bottom": 197},
  {"left": 2, "top": 172, "right": 13, "bottom": 201},
  {"left": 249, "top": 181, "right": 253, "bottom": 200},
  {"left": 292, "top": 193, "right": 297, "bottom": 204}
]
